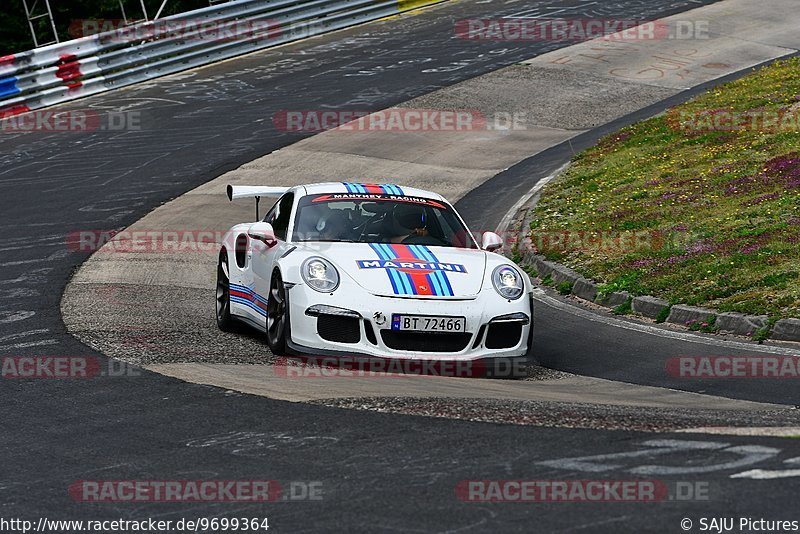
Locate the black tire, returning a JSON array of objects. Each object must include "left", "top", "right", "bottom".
[
  {"left": 267, "top": 270, "right": 289, "bottom": 355},
  {"left": 216, "top": 251, "right": 235, "bottom": 331}
]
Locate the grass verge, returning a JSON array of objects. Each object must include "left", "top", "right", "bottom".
[{"left": 529, "top": 58, "right": 800, "bottom": 319}]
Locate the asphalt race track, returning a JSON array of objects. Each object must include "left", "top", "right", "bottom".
[{"left": 2, "top": 0, "right": 800, "bottom": 531}]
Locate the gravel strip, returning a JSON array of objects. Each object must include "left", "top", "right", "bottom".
[{"left": 310, "top": 397, "right": 800, "bottom": 433}]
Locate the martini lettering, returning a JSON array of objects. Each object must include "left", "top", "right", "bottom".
[{"left": 357, "top": 259, "right": 466, "bottom": 273}]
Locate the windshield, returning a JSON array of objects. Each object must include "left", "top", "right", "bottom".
[{"left": 292, "top": 193, "right": 478, "bottom": 248}]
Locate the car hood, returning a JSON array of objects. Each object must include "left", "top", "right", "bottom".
[{"left": 298, "top": 242, "right": 487, "bottom": 298}]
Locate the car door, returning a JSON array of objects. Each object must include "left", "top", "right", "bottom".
[{"left": 252, "top": 192, "right": 295, "bottom": 315}]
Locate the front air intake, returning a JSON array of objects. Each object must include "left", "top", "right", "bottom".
[{"left": 317, "top": 315, "right": 361, "bottom": 343}]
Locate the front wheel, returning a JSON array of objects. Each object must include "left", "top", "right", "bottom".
[
  {"left": 216, "top": 251, "right": 234, "bottom": 331},
  {"left": 267, "top": 270, "right": 289, "bottom": 355}
]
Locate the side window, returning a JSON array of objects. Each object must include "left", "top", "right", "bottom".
[
  {"left": 262, "top": 199, "right": 280, "bottom": 226},
  {"left": 271, "top": 193, "right": 294, "bottom": 241}
]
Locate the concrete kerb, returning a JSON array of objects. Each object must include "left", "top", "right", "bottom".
[
  {"left": 772, "top": 319, "right": 800, "bottom": 342},
  {"left": 632, "top": 296, "right": 671, "bottom": 320},
  {"left": 666, "top": 304, "right": 717, "bottom": 327},
  {"left": 571, "top": 278, "right": 598, "bottom": 303},
  {"left": 716, "top": 312, "right": 769, "bottom": 337}
]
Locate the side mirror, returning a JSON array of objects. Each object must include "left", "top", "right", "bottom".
[
  {"left": 482, "top": 231, "right": 503, "bottom": 252},
  {"left": 248, "top": 222, "right": 277, "bottom": 247}
]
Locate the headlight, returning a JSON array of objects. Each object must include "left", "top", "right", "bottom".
[
  {"left": 301, "top": 257, "right": 340, "bottom": 293},
  {"left": 492, "top": 265, "right": 524, "bottom": 300}
]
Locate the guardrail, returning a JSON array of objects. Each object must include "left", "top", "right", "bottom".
[{"left": 0, "top": 0, "right": 443, "bottom": 116}]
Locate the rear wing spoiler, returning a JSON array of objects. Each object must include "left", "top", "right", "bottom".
[
  {"left": 226, "top": 185, "right": 290, "bottom": 219},
  {"left": 226, "top": 185, "right": 289, "bottom": 200}
]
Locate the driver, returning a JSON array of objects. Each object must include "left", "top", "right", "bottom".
[
  {"left": 389, "top": 203, "right": 429, "bottom": 243},
  {"left": 318, "top": 210, "right": 349, "bottom": 241}
]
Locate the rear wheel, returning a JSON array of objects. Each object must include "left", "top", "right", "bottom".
[
  {"left": 216, "top": 251, "right": 234, "bottom": 331},
  {"left": 267, "top": 270, "right": 289, "bottom": 355}
]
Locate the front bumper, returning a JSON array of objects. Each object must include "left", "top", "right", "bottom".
[{"left": 285, "top": 283, "right": 533, "bottom": 361}]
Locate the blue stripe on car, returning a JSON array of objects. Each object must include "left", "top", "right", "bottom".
[
  {"left": 230, "top": 283, "right": 269, "bottom": 305},
  {"left": 370, "top": 243, "right": 406, "bottom": 295},
  {"left": 414, "top": 245, "right": 454, "bottom": 297},
  {"left": 406, "top": 245, "right": 441, "bottom": 297},
  {"left": 369, "top": 243, "right": 400, "bottom": 294},
  {"left": 230, "top": 296, "right": 267, "bottom": 317},
  {"left": 377, "top": 243, "right": 415, "bottom": 295}
]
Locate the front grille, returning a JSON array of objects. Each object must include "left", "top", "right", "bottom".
[
  {"left": 317, "top": 315, "right": 361, "bottom": 343},
  {"left": 472, "top": 324, "right": 486, "bottom": 349},
  {"left": 364, "top": 320, "right": 378, "bottom": 345},
  {"left": 485, "top": 322, "right": 523, "bottom": 349},
  {"left": 380, "top": 331, "right": 471, "bottom": 352}
]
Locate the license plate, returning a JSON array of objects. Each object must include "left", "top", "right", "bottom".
[{"left": 391, "top": 314, "right": 466, "bottom": 333}]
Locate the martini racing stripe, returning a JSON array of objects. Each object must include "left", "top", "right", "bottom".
[
  {"left": 382, "top": 184, "right": 405, "bottom": 195},
  {"left": 229, "top": 283, "right": 268, "bottom": 317},
  {"left": 409, "top": 244, "right": 455, "bottom": 297},
  {"left": 364, "top": 244, "right": 458, "bottom": 297},
  {"left": 369, "top": 243, "right": 414, "bottom": 295},
  {"left": 343, "top": 182, "right": 366, "bottom": 194},
  {"left": 388, "top": 244, "right": 434, "bottom": 296},
  {"left": 343, "top": 182, "right": 405, "bottom": 195},
  {"left": 408, "top": 244, "right": 444, "bottom": 297},
  {"left": 363, "top": 183, "right": 384, "bottom": 194}
]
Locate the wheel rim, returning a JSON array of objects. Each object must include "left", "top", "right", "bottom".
[
  {"left": 216, "top": 256, "right": 230, "bottom": 321},
  {"left": 267, "top": 276, "right": 285, "bottom": 345}
]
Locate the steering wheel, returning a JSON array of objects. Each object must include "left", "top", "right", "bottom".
[{"left": 357, "top": 213, "right": 384, "bottom": 242}]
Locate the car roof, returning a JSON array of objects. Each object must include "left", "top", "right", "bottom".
[{"left": 298, "top": 182, "right": 446, "bottom": 202}]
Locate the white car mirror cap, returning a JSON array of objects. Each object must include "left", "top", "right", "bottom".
[
  {"left": 482, "top": 231, "right": 503, "bottom": 252},
  {"left": 248, "top": 222, "right": 277, "bottom": 247}
]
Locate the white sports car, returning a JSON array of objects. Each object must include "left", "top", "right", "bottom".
[{"left": 216, "top": 182, "right": 533, "bottom": 365}]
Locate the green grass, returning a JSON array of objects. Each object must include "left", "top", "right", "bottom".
[
  {"left": 655, "top": 306, "right": 671, "bottom": 324},
  {"left": 613, "top": 298, "right": 633, "bottom": 316},
  {"left": 529, "top": 59, "right": 800, "bottom": 319},
  {"left": 522, "top": 265, "right": 538, "bottom": 279},
  {"left": 557, "top": 281, "right": 574, "bottom": 295}
]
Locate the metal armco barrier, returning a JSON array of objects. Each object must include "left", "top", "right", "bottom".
[{"left": 0, "top": 0, "right": 445, "bottom": 116}]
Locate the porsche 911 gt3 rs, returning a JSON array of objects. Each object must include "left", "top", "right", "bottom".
[{"left": 216, "top": 182, "right": 533, "bottom": 363}]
